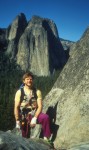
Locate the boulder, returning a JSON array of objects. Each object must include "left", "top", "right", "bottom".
[
  {"left": 0, "top": 131, "right": 54, "bottom": 150},
  {"left": 43, "top": 27, "right": 89, "bottom": 149}
]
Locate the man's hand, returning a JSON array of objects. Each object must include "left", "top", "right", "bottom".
[
  {"left": 30, "top": 117, "right": 37, "bottom": 127},
  {"left": 16, "top": 120, "right": 20, "bottom": 129}
]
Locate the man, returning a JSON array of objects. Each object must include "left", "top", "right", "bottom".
[{"left": 14, "top": 72, "right": 51, "bottom": 140}]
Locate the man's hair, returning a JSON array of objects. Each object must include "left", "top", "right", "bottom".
[{"left": 22, "top": 72, "right": 34, "bottom": 81}]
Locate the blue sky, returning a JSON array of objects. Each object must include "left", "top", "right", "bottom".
[{"left": 0, "top": 0, "right": 89, "bottom": 41}]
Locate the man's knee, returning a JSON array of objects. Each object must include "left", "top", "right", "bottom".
[
  {"left": 43, "top": 114, "right": 50, "bottom": 121},
  {"left": 38, "top": 113, "right": 50, "bottom": 123}
]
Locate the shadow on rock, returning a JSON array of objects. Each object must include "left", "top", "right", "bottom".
[{"left": 46, "top": 102, "right": 59, "bottom": 142}]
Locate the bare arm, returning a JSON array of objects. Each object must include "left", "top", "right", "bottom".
[
  {"left": 14, "top": 90, "right": 21, "bottom": 121},
  {"left": 34, "top": 90, "right": 42, "bottom": 118}
]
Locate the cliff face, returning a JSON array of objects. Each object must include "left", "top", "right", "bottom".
[
  {"left": 6, "top": 13, "right": 27, "bottom": 58},
  {"left": 16, "top": 15, "right": 66, "bottom": 76},
  {"left": 43, "top": 27, "right": 89, "bottom": 149},
  {"left": 0, "top": 13, "right": 67, "bottom": 76}
]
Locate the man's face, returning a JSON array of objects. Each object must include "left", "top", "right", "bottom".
[{"left": 23, "top": 76, "right": 33, "bottom": 88}]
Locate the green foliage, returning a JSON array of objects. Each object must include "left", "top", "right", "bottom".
[
  {"left": 34, "top": 70, "right": 61, "bottom": 98},
  {"left": 0, "top": 52, "right": 23, "bottom": 131},
  {"left": 0, "top": 52, "right": 61, "bottom": 131}
]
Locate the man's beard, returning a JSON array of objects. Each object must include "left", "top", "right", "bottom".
[{"left": 25, "top": 83, "right": 33, "bottom": 88}]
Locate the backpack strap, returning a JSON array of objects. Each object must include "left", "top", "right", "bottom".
[
  {"left": 20, "top": 87, "right": 26, "bottom": 103},
  {"left": 32, "top": 87, "right": 38, "bottom": 100}
]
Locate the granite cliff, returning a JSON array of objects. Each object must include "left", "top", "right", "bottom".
[
  {"left": 0, "top": 13, "right": 67, "bottom": 76},
  {"left": 16, "top": 15, "right": 66, "bottom": 76},
  {"left": 42, "top": 26, "right": 89, "bottom": 149}
]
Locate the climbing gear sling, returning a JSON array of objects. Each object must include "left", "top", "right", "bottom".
[{"left": 19, "top": 87, "right": 37, "bottom": 138}]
